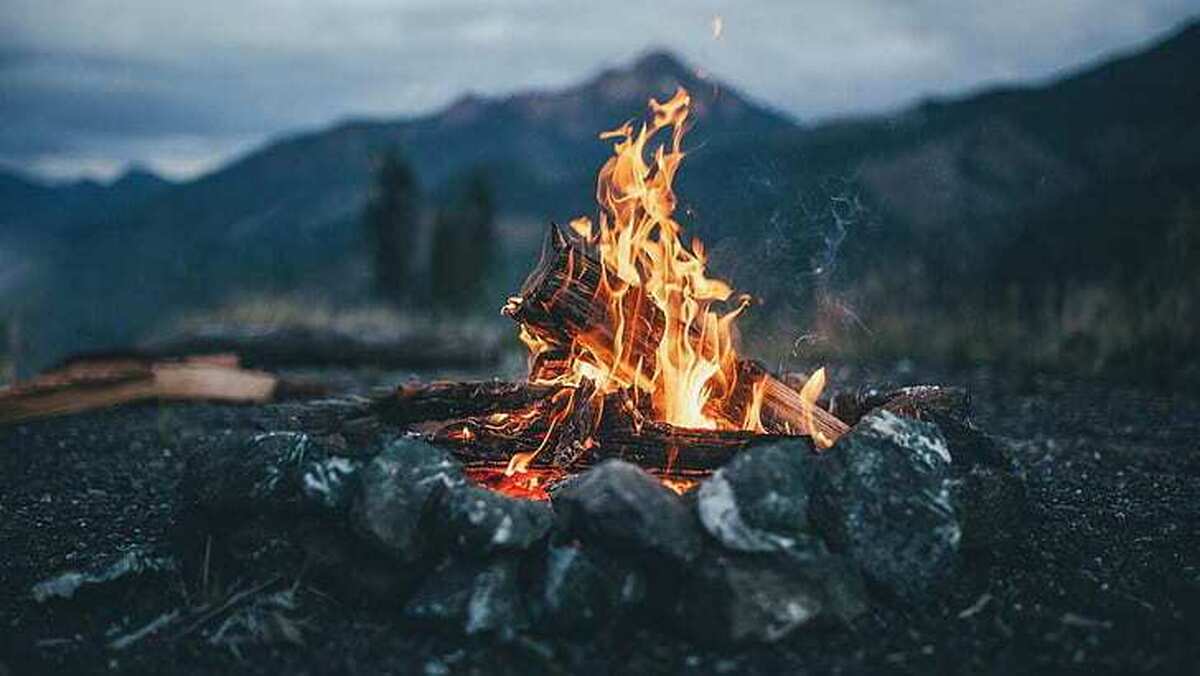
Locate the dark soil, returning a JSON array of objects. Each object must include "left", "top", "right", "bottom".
[{"left": 2, "top": 363, "right": 1199, "bottom": 675}]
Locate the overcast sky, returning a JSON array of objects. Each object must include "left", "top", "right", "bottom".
[{"left": 1, "top": 0, "right": 1195, "bottom": 182}]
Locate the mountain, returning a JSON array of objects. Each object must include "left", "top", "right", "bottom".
[
  {"left": 10, "top": 20, "right": 1200, "bottom": 376},
  {"left": 669, "top": 20, "right": 1199, "bottom": 378},
  {"left": 22, "top": 51, "right": 795, "bottom": 365},
  {"left": 0, "top": 167, "right": 173, "bottom": 245}
]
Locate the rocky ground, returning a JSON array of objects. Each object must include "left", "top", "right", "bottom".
[{"left": 1, "top": 362, "right": 1198, "bottom": 675}]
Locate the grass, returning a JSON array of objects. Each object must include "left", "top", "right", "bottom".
[
  {"left": 160, "top": 292, "right": 510, "bottom": 348},
  {"left": 742, "top": 276, "right": 1200, "bottom": 390}
]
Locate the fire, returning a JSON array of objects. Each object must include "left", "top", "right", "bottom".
[{"left": 500, "top": 87, "right": 830, "bottom": 475}]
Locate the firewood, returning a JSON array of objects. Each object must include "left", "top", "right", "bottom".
[
  {"left": 0, "top": 354, "right": 278, "bottom": 425},
  {"left": 550, "top": 378, "right": 603, "bottom": 468},
  {"left": 375, "top": 380, "right": 560, "bottom": 424},
  {"left": 429, "top": 413, "right": 799, "bottom": 474},
  {"left": 503, "top": 223, "right": 849, "bottom": 443}
]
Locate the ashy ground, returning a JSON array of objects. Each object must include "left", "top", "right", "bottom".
[{"left": 1, "top": 363, "right": 1198, "bottom": 675}]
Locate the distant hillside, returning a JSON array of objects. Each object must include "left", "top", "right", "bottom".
[
  {"left": 24, "top": 51, "right": 795, "bottom": 366},
  {"left": 0, "top": 167, "right": 172, "bottom": 244},
  {"left": 9, "top": 20, "right": 1200, "bottom": 378},
  {"left": 673, "top": 20, "right": 1199, "bottom": 381}
]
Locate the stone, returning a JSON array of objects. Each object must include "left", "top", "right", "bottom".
[
  {"left": 437, "top": 484, "right": 554, "bottom": 556},
  {"left": 695, "top": 441, "right": 814, "bottom": 552},
  {"left": 536, "top": 545, "right": 611, "bottom": 634},
  {"left": 533, "top": 544, "right": 648, "bottom": 634},
  {"left": 350, "top": 437, "right": 464, "bottom": 564},
  {"left": 810, "top": 410, "right": 961, "bottom": 602},
  {"left": 677, "top": 548, "right": 867, "bottom": 643},
  {"left": 404, "top": 557, "right": 526, "bottom": 638},
  {"left": 552, "top": 459, "right": 703, "bottom": 564},
  {"left": 834, "top": 382, "right": 1027, "bottom": 553},
  {"left": 182, "top": 430, "right": 359, "bottom": 518},
  {"left": 940, "top": 422, "right": 1027, "bottom": 552}
]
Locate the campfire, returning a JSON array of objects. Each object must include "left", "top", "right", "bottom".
[{"left": 385, "top": 88, "right": 850, "bottom": 498}]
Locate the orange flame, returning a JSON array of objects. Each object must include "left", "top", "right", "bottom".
[
  {"left": 505, "top": 87, "right": 830, "bottom": 474},
  {"left": 572, "top": 88, "right": 758, "bottom": 426}
]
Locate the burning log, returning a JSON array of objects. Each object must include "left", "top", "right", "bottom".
[
  {"left": 549, "top": 378, "right": 604, "bottom": 468},
  {"left": 427, "top": 409, "right": 795, "bottom": 475},
  {"left": 503, "top": 223, "right": 849, "bottom": 444},
  {"left": 376, "top": 380, "right": 807, "bottom": 475},
  {"left": 377, "top": 380, "right": 559, "bottom": 424}
]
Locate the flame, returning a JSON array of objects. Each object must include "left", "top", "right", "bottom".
[
  {"left": 564, "top": 88, "right": 758, "bottom": 426},
  {"left": 798, "top": 367, "right": 832, "bottom": 449},
  {"left": 505, "top": 87, "right": 831, "bottom": 473}
]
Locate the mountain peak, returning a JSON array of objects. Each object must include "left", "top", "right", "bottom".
[
  {"left": 590, "top": 49, "right": 704, "bottom": 96},
  {"left": 627, "top": 49, "right": 696, "bottom": 82},
  {"left": 111, "top": 165, "right": 170, "bottom": 191}
]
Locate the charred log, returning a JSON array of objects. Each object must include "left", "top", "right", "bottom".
[
  {"left": 503, "top": 223, "right": 849, "bottom": 443},
  {"left": 550, "top": 378, "right": 603, "bottom": 468},
  {"left": 431, "top": 415, "right": 798, "bottom": 475},
  {"left": 374, "top": 380, "right": 560, "bottom": 424},
  {"left": 390, "top": 380, "right": 811, "bottom": 474}
]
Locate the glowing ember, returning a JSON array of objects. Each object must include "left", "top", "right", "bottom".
[{"left": 464, "top": 465, "right": 559, "bottom": 501}]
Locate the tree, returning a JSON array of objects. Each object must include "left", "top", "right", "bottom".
[
  {"left": 430, "top": 170, "right": 496, "bottom": 311},
  {"left": 363, "top": 150, "right": 420, "bottom": 306}
]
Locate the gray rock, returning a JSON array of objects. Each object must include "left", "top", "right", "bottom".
[
  {"left": 677, "top": 548, "right": 867, "bottom": 643},
  {"left": 537, "top": 546, "right": 611, "bottom": 633},
  {"left": 300, "top": 455, "right": 360, "bottom": 513},
  {"left": 350, "top": 438, "right": 464, "bottom": 563},
  {"left": 940, "top": 423, "right": 1027, "bottom": 551},
  {"left": 695, "top": 441, "right": 814, "bottom": 552},
  {"left": 552, "top": 459, "right": 702, "bottom": 564},
  {"left": 534, "top": 545, "right": 648, "bottom": 634},
  {"left": 835, "top": 383, "right": 1027, "bottom": 553},
  {"left": 183, "top": 431, "right": 360, "bottom": 517},
  {"left": 437, "top": 484, "right": 554, "bottom": 556},
  {"left": 851, "top": 383, "right": 1027, "bottom": 553},
  {"left": 810, "top": 410, "right": 961, "bottom": 602},
  {"left": 404, "top": 557, "right": 526, "bottom": 637}
]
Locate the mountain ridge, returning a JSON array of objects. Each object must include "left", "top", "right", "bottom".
[{"left": 6, "top": 20, "right": 1199, "bottom": 373}]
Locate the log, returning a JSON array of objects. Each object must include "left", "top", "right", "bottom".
[
  {"left": 141, "top": 323, "right": 500, "bottom": 370},
  {"left": 503, "top": 223, "right": 849, "bottom": 444},
  {"left": 429, "top": 414, "right": 799, "bottom": 475},
  {"left": 0, "top": 354, "right": 279, "bottom": 425},
  {"left": 374, "top": 380, "right": 560, "bottom": 424},
  {"left": 549, "top": 378, "right": 603, "bottom": 468},
  {"left": 820, "top": 383, "right": 970, "bottom": 427}
]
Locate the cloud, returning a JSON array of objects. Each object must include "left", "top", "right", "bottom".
[{"left": 0, "top": 0, "right": 1195, "bottom": 180}]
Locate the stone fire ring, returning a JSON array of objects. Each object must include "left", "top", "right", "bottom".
[{"left": 175, "top": 394, "right": 1025, "bottom": 644}]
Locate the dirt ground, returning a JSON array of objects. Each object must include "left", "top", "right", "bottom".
[{"left": 2, "top": 362, "right": 1198, "bottom": 675}]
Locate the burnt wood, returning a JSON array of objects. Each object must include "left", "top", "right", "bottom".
[
  {"left": 374, "top": 380, "right": 560, "bottom": 424},
  {"left": 503, "top": 223, "right": 850, "bottom": 443},
  {"left": 429, "top": 414, "right": 801, "bottom": 474}
]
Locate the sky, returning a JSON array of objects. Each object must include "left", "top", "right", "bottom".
[{"left": 1, "top": 0, "right": 1196, "bottom": 182}]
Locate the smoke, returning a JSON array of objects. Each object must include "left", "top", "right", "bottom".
[{"left": 761, "top": 173, "right": 874, "bottom": 360}]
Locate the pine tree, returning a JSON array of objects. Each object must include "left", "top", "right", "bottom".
[
  {"left": 430, "top": 170, "right": 495, "bottom": 311},
  {"left": 364, "top": 150, "right": 419, "bottom": 306}
]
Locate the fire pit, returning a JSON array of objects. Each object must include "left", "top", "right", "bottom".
[{"left": 177, "top": 89, "right": 1025, "bottom": 644}]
